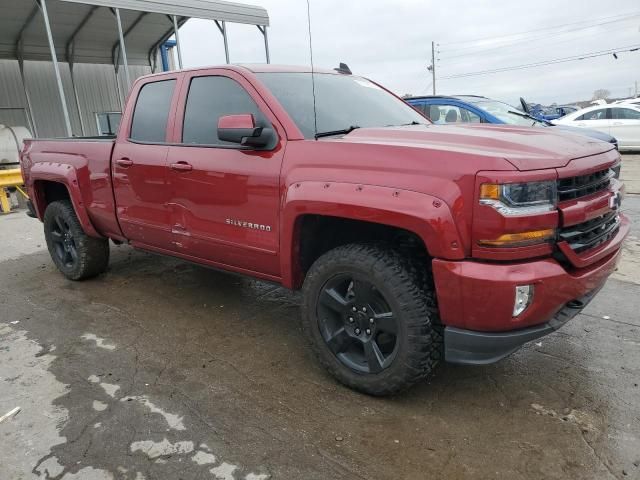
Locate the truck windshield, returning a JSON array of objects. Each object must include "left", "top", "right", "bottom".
[{"left": 257, "top": 72, "right": 429, "bottom": 139}]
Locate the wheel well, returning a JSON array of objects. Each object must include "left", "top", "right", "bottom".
[
  {"left": 34, "top": 181, "right": 70, "bottom": 216},
  {"left": 294, "top": 215, "right": 430, "bottom": 288}
]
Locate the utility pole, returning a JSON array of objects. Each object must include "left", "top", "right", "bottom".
[{"left": 431, "top": 41, "right": 436, "bottom": 95}]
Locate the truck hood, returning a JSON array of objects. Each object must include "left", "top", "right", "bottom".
[{"left": 332, "top": 124, "right": 615, "bottom": 170}]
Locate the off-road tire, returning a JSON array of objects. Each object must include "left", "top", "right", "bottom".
[
  {"left": 43, "top": 200, "right": 109, "bottom": 280},
  {"left": 302, "top": 243, "right": 441, "bottom": 396}
]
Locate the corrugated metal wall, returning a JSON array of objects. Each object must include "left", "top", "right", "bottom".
[{"left": 0, "top": 59, "right": 150, "bottom": 138}]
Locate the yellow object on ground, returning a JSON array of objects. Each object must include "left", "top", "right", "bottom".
[{"left": 0, "top": 168, "right": 26, "bottom": 214}]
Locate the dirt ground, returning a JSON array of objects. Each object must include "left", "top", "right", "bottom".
[{"left": 1, "top": 155, "right": 639, "bottom": 480}]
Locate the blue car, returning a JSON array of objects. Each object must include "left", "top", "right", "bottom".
[{"left": 406, "top": 95, "right": 618, "bottom": 149}]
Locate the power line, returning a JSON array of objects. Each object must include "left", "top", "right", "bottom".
[
  {"left": 440, "top": 15, "right": 640, "bottom": 61},
  {"left": 441, "top": 45, "right": 640, "bottom": 80},
  {"left": 440, "top": 25, "right": 637, "bottom": 66},
  {"left": 439, "top": 10, "right": 640, "bottom": 49}
]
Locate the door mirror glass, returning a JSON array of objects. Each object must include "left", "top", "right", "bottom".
[{"left": 217, "top": 114, "right": 273, "bottom": 148}]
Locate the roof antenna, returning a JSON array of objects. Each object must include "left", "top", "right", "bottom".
[
  {"left": 334, "top": 63, "right": 352, "bottom": 75},
  {"left": 306, "top": 0, "right": 319, "bottom": 139}
]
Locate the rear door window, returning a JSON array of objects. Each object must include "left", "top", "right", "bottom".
[
  {"left": 612, "top": 108, "right": 640, "bottom": 120},
  {"left": 130, "top": 79, "right": 176, "bottom": 143}
]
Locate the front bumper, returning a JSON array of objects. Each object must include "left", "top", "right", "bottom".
[
  {"left": 432, "top": 214, "right": 628, "bottom": 363},
  {"left": 444, "top": 287, "right": 601, "bottom": 364}
]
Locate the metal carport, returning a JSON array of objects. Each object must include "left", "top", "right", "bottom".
[{"left": 0, "top": 0, "right": 270, "bottom": 137}]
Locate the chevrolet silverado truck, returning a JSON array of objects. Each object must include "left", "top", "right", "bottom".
[{"left": 21, "top": 65, "right": 629, "bottom": 395}]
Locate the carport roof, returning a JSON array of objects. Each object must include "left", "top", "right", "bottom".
[{"left": 0, "top": 0, "right": 269, "bottom": 65}]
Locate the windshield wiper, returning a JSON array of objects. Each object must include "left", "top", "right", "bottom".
[
  {"left": 394, "top": 121, "right": 423, "bottom": 126},
  {"left": 315, "top": 125, "right": 360, "bottom": 139},
  {"left": 507, "top": 109, "right": 550, "bottom": 127},
  {"left": 507, "top": 109, "right": 533, "bottom": 119}
]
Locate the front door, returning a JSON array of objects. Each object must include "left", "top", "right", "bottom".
[
  {"left": 165, "top": 71, "right": 285, "bottom": 278},
  {"left": 112, "top": 76, "right": 179, "bottom": 249}
]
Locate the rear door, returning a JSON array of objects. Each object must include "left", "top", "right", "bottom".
[
  {"left": 164, "top": 70, "right": 286, "bottom": 278},
  {"left": 112, "top": 74, "right": 180, "bottom": 249},
  {"left": 610, "top": 107, "right": 640, "bottom": 148}
]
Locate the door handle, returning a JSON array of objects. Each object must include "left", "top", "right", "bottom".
[
  {"left": 170, "top": 162, "right": 193, "bottom": 172},
  {"left": 612, "top": 122, "right": 623, "bottom": 125},
  {"left": 116, "top": 158, "right": 133, "bottom": 167}
]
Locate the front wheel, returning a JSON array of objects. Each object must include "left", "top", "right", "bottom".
[
  {"left": 302, "top": 243, "right": 440, "bottom": 396},
  {"left": 43, "top": 200, "right": 110, "bottom": 280}
]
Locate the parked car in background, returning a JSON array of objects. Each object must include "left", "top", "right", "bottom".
[
  {"left": 517, "top": 99, "right": 578, "bottom": 121},
  {"left": 551, "top": 105, "right": 579, "bottom": 119},
  {"left": 526, "top": 103, "right": 578, "bottom": 121},
  {"left": 553, "top": 104, "right": 640, "bottom": 151},
  {"left": 406, "top": 95, "right": 618, "bottom": 149}
]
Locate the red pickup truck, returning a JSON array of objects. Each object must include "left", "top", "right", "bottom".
[{"left": 21, "top": 65, "right": 629, "bottom": 395}]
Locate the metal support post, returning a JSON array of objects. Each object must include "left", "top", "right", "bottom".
[
  {"left": 258, "top": 25, "right": 270, "bottom": 64},
  {"left": 215, "top": 20, "right": 230, "bottom": 64},
  {"left": 113, "top": 65, "right": 124, "bottom": 111},
  {"left": 114, "top": 8, "right": 131, "bottom": 89},
  {"left": 39, "top": 0, "right": 73, "bottom": 136},
  {"left": 17, "top": 57, "right": 38, "bottom": 137},
  {"left": 172, "top": 15, "right": 183, "bottom": 69},
  {"left": 69, "top": 62, "right": 86, "bottom": 136}
]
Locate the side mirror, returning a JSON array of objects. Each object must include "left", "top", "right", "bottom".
[{"left": 217, "top": 114, "right": 274, "bottom": 149}]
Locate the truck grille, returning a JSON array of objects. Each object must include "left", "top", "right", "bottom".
[
  {"left": 557, "top": 167, "right": 613, "bottom": 202},
  {"left": 559, "top": 211, "right": 620, "bottom": 253}
]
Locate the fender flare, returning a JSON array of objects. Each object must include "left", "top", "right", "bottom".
[
  {"left": 280, "top": 181, "right": 465, "bottom": 289},
  {"left": 29, "top": 161, "right": 101, "bottom": 238}
]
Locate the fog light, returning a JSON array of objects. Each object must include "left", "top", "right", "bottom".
[{"left": 513, "top": 285, "right": 534, "bottom": 317}]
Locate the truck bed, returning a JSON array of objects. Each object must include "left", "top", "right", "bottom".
[{"left": 22, "top": 137, "right": 121, "bottom": 239}]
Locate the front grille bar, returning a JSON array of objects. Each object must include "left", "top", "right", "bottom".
[
  {"left": 559, "top": 213, "right": 620, "bottom": 253},
  {"left": 557, "top": 168, "right": 613, "bottom": 202}
]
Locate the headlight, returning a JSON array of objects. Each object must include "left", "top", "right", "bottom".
[{"left": 480, "top": 180, "right": 556, "bottom": 216}]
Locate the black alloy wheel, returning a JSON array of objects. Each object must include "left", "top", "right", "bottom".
[
  {"left": 317, "top": 274, "right": 399, "bottom": 374},
  {"left": 49, "top": 214, "right": 79, "bottom": 269}
]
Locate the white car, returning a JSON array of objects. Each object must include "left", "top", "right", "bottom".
[{"left": 553, "top": 104, "right": 640, "bottom": 151}]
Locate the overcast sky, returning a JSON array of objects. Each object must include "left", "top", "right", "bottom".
[{"left": 176, "top": 0, "right": 640, "bottom": 106}]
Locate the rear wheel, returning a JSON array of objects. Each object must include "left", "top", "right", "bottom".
[
  {"left": 43, "top": 200, "right": 109, "bottom": 280},
  {"left": 302, "top": 243, "right": 440, "bottom": 396}
]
